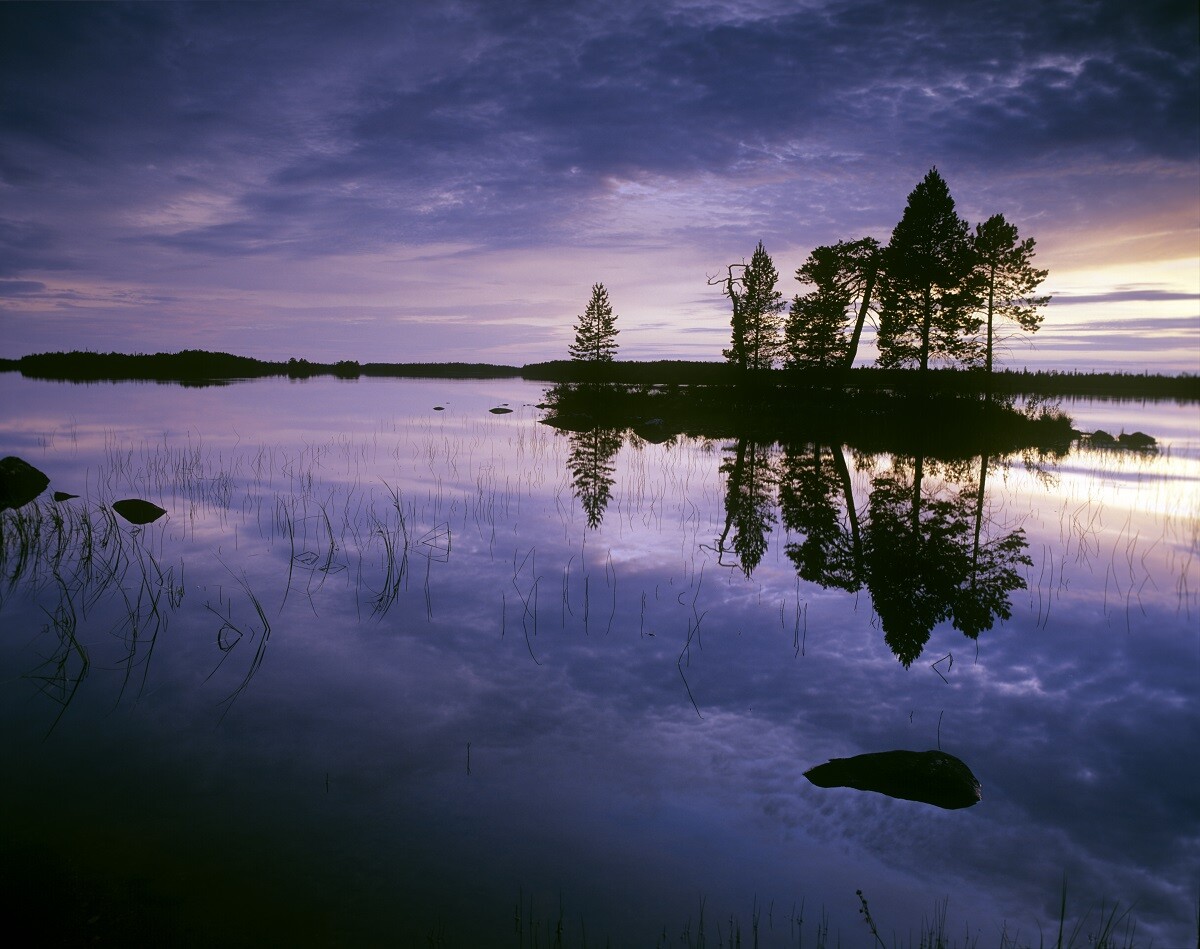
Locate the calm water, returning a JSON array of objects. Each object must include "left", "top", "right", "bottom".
[{"left": 1, "top": 374, "right": 1197, "bottom": 946}]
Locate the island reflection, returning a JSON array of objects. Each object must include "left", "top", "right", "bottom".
[{"left": 548, "top": 382, "right": 1061, "bottom": 665}]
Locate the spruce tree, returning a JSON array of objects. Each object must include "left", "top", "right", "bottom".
[
  {"left": 568, "top": 283, "right": 619, "bottom": 362},
  {"left": 719, "top": 241, "right": 784, "bottom": 371},
  {"left": 876, "top": 168, "right": 981, "bottom": 372}
]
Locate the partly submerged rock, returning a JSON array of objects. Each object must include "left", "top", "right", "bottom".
[
  {"left": 1080, "top": 429, "right": 1158, "bottom": 452},
  {"left": 0, "top": 456, "right": 50, "bottom": 511},
  {"left": 489, "top": 406, "right": 513, "bottom": 414},
  {"left": 1118, "top": 431, "right": 1156, "bottom": 450},
  {"left": 804, "top": 749, "right": 981, "bottom": 810},
  {"left": 112, "top": 498, "right": 168, "bottom": 525},
  {"left": 53, "top": 491, "right": 79, "bottom": 502}
]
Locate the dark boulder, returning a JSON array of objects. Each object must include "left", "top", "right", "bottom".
[
  {"left": 112, "top": 498, "right": 168, "bottom": 525},
  {"left": 1117, "top": 431, "right": 1156, "bottom": 450},
  {"left": 0, "top": 456, "right": 50, "bottom": 511},
  {"left": 804, "top": 748, "right": 981, "bottom": 810}
]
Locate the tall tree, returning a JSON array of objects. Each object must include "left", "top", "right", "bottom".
[
  {"left": 784, "top": 238, "right": 880, "bottom": 369},
  {"left": 876, "top": 169, "right": 981, "bottom": 372},
  {"left": 714, "top": 241, "right": 785, "bottom": 371},
  {"left": 971, "top": 214, "right": 1050, "bottom": 375},
  {"left": 568, "top": 283, "right": 619, "bottom": 362}
]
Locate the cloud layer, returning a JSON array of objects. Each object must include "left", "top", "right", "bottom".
[{"left": 1, "top": 0, "right": 1196, "bottom": 366}]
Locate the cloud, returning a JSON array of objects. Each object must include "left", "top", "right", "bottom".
[
  {"left": 0, "top": 279, "right": 46, "bottom": 296},
  {"left": 1051, "top": 290, "right": 1200, "bottom": 305},
  {"left": 0, "top": 0, "right": 1195, "bottom": 362}
]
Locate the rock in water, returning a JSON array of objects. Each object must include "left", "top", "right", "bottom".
[
  {"left": 112, "top": 498, "right": 168, "bottom": 525},
  {"left": 804, "top": 749, "right": 981, "bottom": 810},
  {"left": 0, "top": 456, "right": 50, "bottom": 511},
  {"left": 1118, "top": 431, "right": 1156, "bottom": 450}
]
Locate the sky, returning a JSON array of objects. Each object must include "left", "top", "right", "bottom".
[{"left": 1, "top": 0, "right": 1197, "bottom": 371}]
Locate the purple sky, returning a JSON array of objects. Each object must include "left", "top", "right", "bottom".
[{"left": 1, "top": 0, "right": 1197, "bottom": 371}]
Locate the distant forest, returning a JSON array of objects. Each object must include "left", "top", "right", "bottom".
[{"left": 0, "top": 349, "right": 1196, "bottom": 400}]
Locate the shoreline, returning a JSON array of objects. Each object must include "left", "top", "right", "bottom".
[{"left": 1, "top": 349, "right": 1197, "bottom": 399}]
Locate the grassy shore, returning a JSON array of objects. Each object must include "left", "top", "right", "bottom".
[{"left": 0, "top": 350, "right": 1196, "bottom": 399}]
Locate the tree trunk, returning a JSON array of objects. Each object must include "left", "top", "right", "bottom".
[
  {"left": 920, "top": 286, "right": 931, "bottom": 374},
  {"left": 985, "top": 263, "right": 996, "bottom": 377},
  {"left": 843, "top": 263, "right": 877, "bottom": 370}
]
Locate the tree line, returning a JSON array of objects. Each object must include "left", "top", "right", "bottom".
[{"left": 569, "top": 167, "right": 1050, "bottom": 377}]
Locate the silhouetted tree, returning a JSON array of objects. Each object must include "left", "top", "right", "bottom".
[
  {"left": 876, "top": 169, "right": 981, "bottom": 373},
  {"left": 566, "top": 425, "right": 623, "bottom": 528},
  {"left": 971, "top": 214, "right": 1050, "bottom": 375},
  {"left": 785, "top": 238, "right": 880, "bottom": 369},
  {"left": 569, "top": 283, "right": 619, "bottom": 362},
  {"left": 716, "top": 437, "right": 776, "bottom": 576},
  {"left": 714, "top": 241, "right": 785, "bottom": 371}
]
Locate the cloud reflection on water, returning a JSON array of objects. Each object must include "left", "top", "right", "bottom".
[{"left": 0, "top": 375, "right": 1196, "bottom": 945}]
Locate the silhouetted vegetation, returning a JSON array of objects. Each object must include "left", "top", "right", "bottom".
[
  {"left": 2, "top": 350, "right": 1194, "bottom": 401},
  {"left": 3, "top": 350, "right": 522, "bottom": 384},
  {"left": 541, "top": 382, "right": 1080, "bottom": 458},
  {"left": 713, "top": 239, "right": 786, "bottom": 371},
  {"left": 707, "top": 168, "right": 1053, "bottom": 378},
  {"left": 568, "top": 283, "right": 620, "bottom": 362}
]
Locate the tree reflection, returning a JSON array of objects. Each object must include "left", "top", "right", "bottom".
[
  {"left": 565, "top": 426, "right": 623, "bottom": 529},
  {"left": 716, "top": 438, "right": 777, "bottom": 577},
  {"left": 780, "top": 446, "right": 1031, "bottom": 666},
  {"left": 778, "top": 443, "right": 863, "bottom": 592}
]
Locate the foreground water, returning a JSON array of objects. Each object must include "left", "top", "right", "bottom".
[{"left": 0, "top": 375, "right": 1196, "bottom": 946}]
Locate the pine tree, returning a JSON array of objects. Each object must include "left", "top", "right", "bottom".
[
  {"left": 876, "top": 169, "right": 981, "bottom": 372},
  {"left": 784, "top": 238, "right": 879, "bottom": 369},
  {"left": 717, "top": 241, "right": 785, "bottom": 371},
  {"left": 568, "top": 283, "right": 619, "bottom": 362},
  {"left": 971, "top": 214, "right": 1050, "bottom": 374}
]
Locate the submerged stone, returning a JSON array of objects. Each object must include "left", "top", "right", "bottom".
[
  {"left": 804, "top": 749, "right": 981, "bottom": 810},
  {"left": 0, "top": 456, "right": 50, "bottom": 511},
  {"left": 112, "top": 498, "right": 168, "bottom": 525},
  {"left": 1118, "top": 431, "right": 1156, "bottom": 450}
]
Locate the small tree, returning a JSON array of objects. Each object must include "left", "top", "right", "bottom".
[
  {"left": 714, "top": 240, "right": 785, "bottom": 371},
  {"left": 568, "top": 283, "right": 619, "bottom": 362},
  {"left": 876, "top": 168, "right": 981, "bottom": 372},
  {"left": 785, "top": 237, "right": 880, "bottom": 369},
  {"left": 971, "top": 213, "right": 1050, "bottom": 374}
]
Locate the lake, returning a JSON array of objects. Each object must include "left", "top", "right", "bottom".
[{"left": 0, "top": 373, "right": 1196, "bottom": 947}]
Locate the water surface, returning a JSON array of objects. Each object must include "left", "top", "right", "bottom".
[{"left": 1, "top": 374, "right": 1196, "bottom": 946}]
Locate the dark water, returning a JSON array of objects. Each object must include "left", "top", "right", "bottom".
[{"left": 1, "top": 375, "right": 1196, "bottom": 947}]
